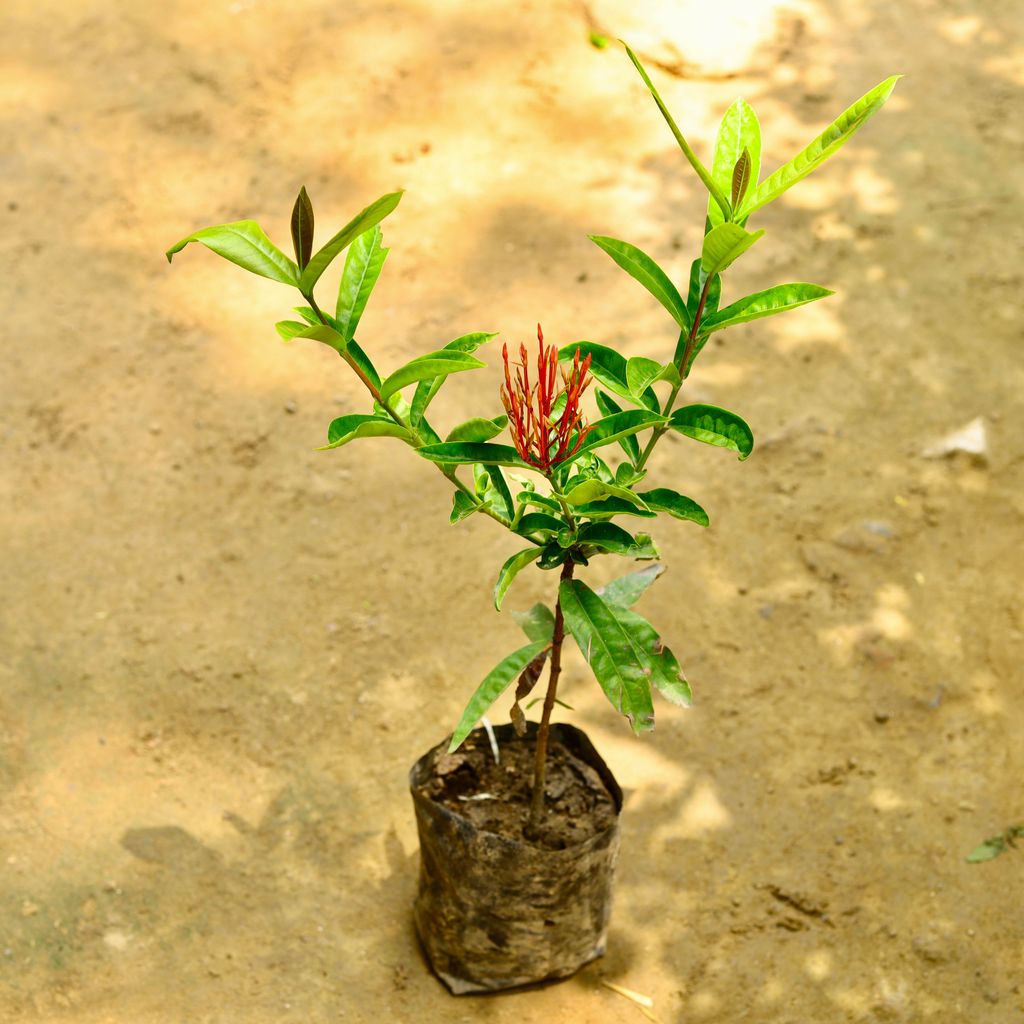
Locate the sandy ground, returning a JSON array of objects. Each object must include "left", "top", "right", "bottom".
[{"left": 2, "top": 0, "right": 1023, "bottom": 1021}]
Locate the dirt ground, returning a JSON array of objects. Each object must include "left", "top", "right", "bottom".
[{"left": 2, "top": 0, "right": 1023, "bottom": 1021}]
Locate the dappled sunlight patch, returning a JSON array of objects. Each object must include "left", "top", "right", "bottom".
[
  {"left": 651, "top": 779, "right": 732, "bottom": 845},
  {"left": 983, "top": 48, "right": 1024, "bottom": 87},
  {"left": 847, "top": 164, "right": 899, "bottom": 215},
  {"left": 772, "top": 298, "right": 846, "bottom": 354},
  {"left": 938, "top": 15, "right": 983, "bottom": 44},
  {"left": 804, "top": 947, "right": 833, "bottom": 980},
  {"left": 869, "top": 785, "right": 907, "bottom": 812},
  {"left": 756, "top": 976, "right": 786, "bottom": 1006},
  {"left": 968, "top": 669, "right": 1005, "bottom": 717},
  {"left": 0, "top": 59, "right": 61, "bottom": 116},
  {"left": 576, "top": 724, "right": 693, "bottom": 807},
  {"left": 828, "top": 984, "right": 872, "bottom": 1015},
  {"left": 21, "top": 722, "right": 273, "bottom": 873},
  {"left": 593, "top": 0, "right": 807, "bottom": 79}
]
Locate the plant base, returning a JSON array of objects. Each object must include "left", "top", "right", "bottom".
[{"left": 409, "top": 721, "right": 622, "bottom": 994}]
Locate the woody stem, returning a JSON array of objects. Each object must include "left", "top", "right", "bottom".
[{"left": 527, "top": 559, "right": 575, "bottom": 833}]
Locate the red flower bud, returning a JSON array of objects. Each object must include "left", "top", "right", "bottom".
[{"left": 500, "top": 325, "right": 594, "bottom": 473}]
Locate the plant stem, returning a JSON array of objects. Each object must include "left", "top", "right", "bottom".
[
  {"left": 634, "top": 272, "right": 715, "bottom": 471},
  {"left": 527, "top": 559, "right": 575, "bottom": 833}
]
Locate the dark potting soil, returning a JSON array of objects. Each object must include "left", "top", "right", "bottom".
[{"left": 416, "top": 728, "right": 618, "bottom": 850}]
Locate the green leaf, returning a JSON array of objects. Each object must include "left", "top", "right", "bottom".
[
  {"left": 538, "top": 541, "right": 572, "bottom": 570},
  {"left": 669, "top": 404, "right": 754, "bottom": 460},
  {"left": 299, "top": 190, "right": 403, "bottom": 292},
  {"left": 417, "top": 442, "right": 532, "bottom": 469},
  {"left": 707, "top": 99, "right": 762, "bottom": 230},
  {"left": 293, "top": 305, "right": 320, "bottom": 326},
  {"left": 295, "top": 322, "right": 348, "bottom": 355},
  {"left": 702, "top": 283, "right": 834, "bottom": 333},
  {"left": 558, "top": 342, "right": 658, "bottom": 411},
  {"left": 966, "top": 825, "right": 1024, "bottom": 863},
  {"left": 607, "top": 603, "right": 692, "bottom": 707},
  {"left": 589, "top": 236, "right": 691, "bottom": 332},
  {"left": 626, "top": 356, "right": 679, "bottom": 397},
  {"left": 743, "top": 76, "right": 901, "bottom": 217},
  {"left": 597, "top": 563, "right": 666, "bottom": 608},
  {"left": 450, "top": 491, "right": 477, "bottom": 524},
  {"left": 701, "top": 223, "right": 764, "bottom": 277},
  {"left": 494, "top": 546, "right": 543, "bottom": 610},
  {"left": 622, "top": 44, "right": 731, "bottom": 220},
  {"left": 408, "top": 333, "right": 497, "bottom": 428},
  {"left": 443, "top": 331, "right": 500, "bottom": 354},
  {"left": 378, "top": 351, "right": 485, "bottom": 405},
  {"left": 559, "top": 579, "right": 655, "bottom": 734},
  {"left": 637, "top": 488, "right": 709, "bottom": 527},
  {"left": 517, "top": 491, "right": 562, "bottom": 514},
  {"left": 290, "top": 186, "right": 315, "bottom": 270},
  {"left": 446, "top": 416, "right": 508, "bottom": 444},
  {"left": 486, "top": 465, "right": 515, "bottom": 521},
  {"left": 448, "top": 640, "right": 549, "bottom": 752},
  {"left": 335, "top": 225, "right": 388, "bottom": 342},
  {"left": 572, "top": 498, "right": 656, "bottom": 520},
  {"left": 685, "top": 258, "right": 721, "bottom": 318},
  {"left": 317, "top": 414, "right": 411, "bottom": 451},
  {"left": 516, "top": 512, "right": 567, "bottom": 536},
  {"left": 589, "top": 30, "right": 611, "bottom": 49},
  {"left": 275, "top": 319, "right": 308, "bottom": 341},
  {"left": 563, "top": 479, "right": 650, "bottom": 511},
  {"left": 166, "top": 220, "right": 299, "bottom": 285},
  {"left": 347, "top": 339, "right": 382, "bottom": 389},
  {"left": 512, "top": 603, "right": 555, "bottom": 643},
  {"left": 615, "top": 461, "right": 647, "bottom": 488},
  {"left": 573, "top": 409, "right": 666, "bottom": 458},
  {"left": 595, "top": 389, "right": 641, "bottom": 465},
  {"left": 577, "top": 521, "right": 646, "bottom": 557}
]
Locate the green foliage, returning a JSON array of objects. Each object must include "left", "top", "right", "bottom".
[
  {"left": 966, "top": 825, "right": 1024, "bottom": 863},
  {"left": 494, "top": 547, "right": 543, "bottom": 610},
  {"left": 299, "top": 190, "right": 403, "bottom": 291},
  {"left": 742, "top": 76, "right": 901, "bottom": 217},
  {"left": 166, "top": 220, "right": 299, "bottom": 285},
  {"left": 335, "top": 225, "right": 388, "bottom": 343},
  {"left": 557, "top": 342, "right": 658, "bottom": 410},
  {"left": 701, "top": 223, "right": 764, "bottom": 277},
  {"left": 589, "top": 236, "right": 690, "bottom": 332},
  {"left": 167, "top": 55, "right": 897, "bottom": 769},
  {"left": 317, "top": 414, "right": 411, "bottom": 451},
  {"left": 596, "top": 563, "right": 665, "bottom": 608},
  {"left": 669, "top": 404, "right": 754, "bottom": 459},
  {"left": 703, "top": 283, "right": 834, "bottom": 334},
  {"left": 379, "top": 351, "right": 485, "bottom": 405},
  {"left": 447, "top": 641, "right": 550, "bottom": 752},
  {"left": 559, "top": 579, "right": 655, "bottom": 734},
  {"left": 706, "top": 100, "right": 761, "bottom": 230}
]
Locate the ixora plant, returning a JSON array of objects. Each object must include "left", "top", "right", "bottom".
[{"left": 167, "top": 45, "right": 898, "bottom": 993}]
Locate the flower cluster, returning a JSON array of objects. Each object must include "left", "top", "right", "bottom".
[{"left": 501, "top": 325, "right": 594, "bottom": 473}]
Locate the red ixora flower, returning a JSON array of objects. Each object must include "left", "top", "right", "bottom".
[{"left": 500, "top": 325, "right": 594, "bottom": 473}]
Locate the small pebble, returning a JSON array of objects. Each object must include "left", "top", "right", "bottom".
[{"left": 284, "top": 400, "right": 298, "bottom": 414}]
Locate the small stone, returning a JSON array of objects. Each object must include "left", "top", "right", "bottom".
[
  {"left": 874, "top": 710, "right": 891, "bottom": 724},
  {"left": 21, "top": 900, "right": 39, "bottom": 917},
  {"left": 283, "top": 400, "right": 298, "bottom": 415}
]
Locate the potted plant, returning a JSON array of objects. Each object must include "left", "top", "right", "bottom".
[{"left": 166, "top": 44, "right": 898, "bottom": 994}]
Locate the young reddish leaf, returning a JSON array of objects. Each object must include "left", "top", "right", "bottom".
[
  {"left": 731, "top": 148, "right": 752, "bottom": 208},
  {"left": 290, "top": 186, "right": 314, "bottom": 270}
]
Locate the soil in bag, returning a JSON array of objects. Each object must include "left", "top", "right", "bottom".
[{"left": 414, "top": 725, "right": 618, "bottom": 849}]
